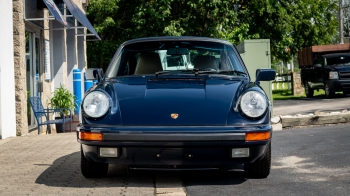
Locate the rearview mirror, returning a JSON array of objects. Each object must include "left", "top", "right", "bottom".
[
  {"left": 255, "top": 68, "right": 276, "bottom": 85},
  {"left": 85, "top": 68, "right": 104, "bottom": 82}
]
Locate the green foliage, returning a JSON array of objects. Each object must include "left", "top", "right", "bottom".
[
  {"left": 272, "top": 64, "right": 290, "bottom": 76},
  {"left": 237, "top": 0, "right": 339, "bottom": 62},
  {"left": 86, "top": 0, "right": 339, "bottom": 70},
  {"left": 49, "top": 85, "right": 76, "bottom": 116}
]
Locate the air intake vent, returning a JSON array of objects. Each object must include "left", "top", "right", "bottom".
[{"left": 147, "top": 78, "right": 205, "bottom": 89}]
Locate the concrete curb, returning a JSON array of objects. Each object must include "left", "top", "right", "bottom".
[
  {"left": 272, "top": 123, "right": 283, "bottom": 131},
  {"left": 271, "top": 110, "right": 350, "bottom": 130}
]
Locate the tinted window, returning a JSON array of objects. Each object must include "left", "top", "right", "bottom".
[
  {"left": 326, "top": 55, "right": 350, "bottom": 66},
  {"left": 106, "top": 41, "right": 245, "bottom": 77}
]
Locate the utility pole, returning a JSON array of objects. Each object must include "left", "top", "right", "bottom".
[{"left": 340, "top": 0, "right": 344, "bottom": 44}]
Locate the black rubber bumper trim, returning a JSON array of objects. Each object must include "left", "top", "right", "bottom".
[{"left": 103, "top": 132, "right": 245, "bottom": 141}]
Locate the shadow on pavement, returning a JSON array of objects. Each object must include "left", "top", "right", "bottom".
[
  {"left": 35, "top": 152, "right": 249, "bottom": 187},
  {"left": 180, "top": 169, "right": 247, "bottom": 187},
  {"left": 35, "top": 152, "right": 155, "bottom": 188}
]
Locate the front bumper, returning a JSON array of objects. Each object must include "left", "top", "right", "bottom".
[
  {"left": 328, "top": 79, "right": 350, "bottom": 92},
  {"left": 77, "top": 125, "right": 272, "bottom": 166}
]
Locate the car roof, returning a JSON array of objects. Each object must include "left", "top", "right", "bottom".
[
  {"left": 122, "top": 36, "right": 233, "bottom": 46},
  {"left": 322, "top": 53, "right": 350, "bottom": 57}
]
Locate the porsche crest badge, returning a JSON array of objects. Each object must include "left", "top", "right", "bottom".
[{"left": 171, "top": 113, "right": 179, "bottom": 119}]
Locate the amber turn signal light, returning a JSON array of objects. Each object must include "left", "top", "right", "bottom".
[
  {"left": 246, "top": 132, "right": 270, "bottom": 141},
  {"left": 79, "top": 132, "right": 103, "bottom": 141}
]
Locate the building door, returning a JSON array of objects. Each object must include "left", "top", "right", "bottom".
[{"left": 26, "top": 32, "right": 40, "bottom": 128}]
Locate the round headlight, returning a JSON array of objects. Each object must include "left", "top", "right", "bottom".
[
  {"left": 240, "top": 91, "right": 267, "bottom": 118},
  {"left": 83, "top": 91, "right": 110, "bottom": 118}
]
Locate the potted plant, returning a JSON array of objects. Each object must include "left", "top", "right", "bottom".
[{"left": 49, "top": 84, "right": 76, "bottom": 133}]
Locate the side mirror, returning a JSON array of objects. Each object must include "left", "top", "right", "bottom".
[
  {"left": 313, "top": 64, "right": 322, "bottom": 68},
  {"left": 255, "top": 68, "right": 276, "bottom": 85},
  {"left": 85, "top": 68, "right": 104, "bottom": 82}
]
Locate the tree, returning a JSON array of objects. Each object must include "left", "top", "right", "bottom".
[
  {"left": 86, "top": 0, "right": 248, "bottom": 69},
  {"left": 86, "top": 0, "right": 339, "bottom": 69},
  {"left": 236, "top": 0, "right": 338, "bottom": 63},
  {"left": 342, "top": 0, "right": 350, "bottom": 43}
]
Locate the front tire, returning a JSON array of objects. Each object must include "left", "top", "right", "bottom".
[
  {"left": 325, "top": 82, "right": 334, "bottom": 98},
  {"left": 304, "top": 81, "right": 314, "bottom": 98},
  {"left": 81, "top": 148, "right": 108, "bottom": 178},
  {"left": 244, "top": 142, "right": 271, "bottom": 178}
]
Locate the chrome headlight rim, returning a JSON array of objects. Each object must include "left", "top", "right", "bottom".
[
  {"left": 239, "top": 90, "right": 268, "bottom": 119},
  {"left": 82, "top": 90, "right": 111, "bottom": 119}
]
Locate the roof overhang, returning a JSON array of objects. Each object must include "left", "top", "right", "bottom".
[
  {"left": 43, "top": 0, "right": 71, "bottom": 28},
  {"left": 62, "top": 0, "right": 101, "bottom": 40},
  {"left": 24, "top": 0, "right": 100, "bottom": 41}
]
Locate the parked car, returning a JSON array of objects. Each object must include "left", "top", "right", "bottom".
[
  {"left": 301, "top": 53, "right": 350, "bottom": 98},
  {"left": 78, "top": 36, "right": 275, "bottom": 178},
  {"left": 298, "top": 44, "right": 350, "bottom": 98}
]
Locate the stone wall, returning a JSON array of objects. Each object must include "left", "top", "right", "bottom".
[
  {"left": 13, "top": 0, "right": 28, "bottom": 136},
  {"left": 292, "top": 72, "right": 304, "bottom": 96}
]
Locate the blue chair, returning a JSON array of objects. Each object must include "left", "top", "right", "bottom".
[{"left": 29, "top": 97, "right": 72, "bottom": 134}]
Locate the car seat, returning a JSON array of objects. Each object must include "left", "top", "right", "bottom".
[
  {"left": 134, "top": 52, "right": 163, "bottom": 75},
  {"left": 194, "top": 55, "right": 218, "bottom": 70}
]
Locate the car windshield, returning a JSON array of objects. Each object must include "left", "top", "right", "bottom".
[
  {"left": 326, "top": 55, "right": 350, "bottom": 66},
  {"left": 106, "top": 40, "right": 246, "bottom": 78}
]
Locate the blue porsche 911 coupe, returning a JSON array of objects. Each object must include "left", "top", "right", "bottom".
[{"left": 77, "top": 36, "right": 275, "bottom": 178}]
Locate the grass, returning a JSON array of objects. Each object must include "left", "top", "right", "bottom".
[
  {"left": 273, "top": 90, "right": 305, "bottom": 100},
  {"left": 272, "top": 89, "right": 330, "bottom": 100}
]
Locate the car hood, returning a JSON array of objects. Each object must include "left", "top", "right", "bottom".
[
  {"left": 329, "top": 65, "right": 350, "bottom": 72},
  {"left": 108, "top": 76, "right": 245, "bottom": 126}
]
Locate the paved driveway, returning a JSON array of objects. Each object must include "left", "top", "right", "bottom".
[
  {"left": 1, "top": 124, "right": 349, "bottom": 195},
  {"left": 273, "top": 95, "right": 350, "bottom": 116},
  {"left": 0, "top": 133, "right": 182, "bottom": 196}
]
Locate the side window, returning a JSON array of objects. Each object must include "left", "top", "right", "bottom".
[
  {"left": 123, "top": 62, "right": 130, "bottom": 75},
  {"left": 315, "top": 57, "right": 324, "bottom": 66}
]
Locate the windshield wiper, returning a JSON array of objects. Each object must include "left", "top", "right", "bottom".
[
  {"left": 155, "top": 69, "right": 247, "bottom": 77},
  {"left": 155, "top": 70, "right": 192, "bottom": 77},
  {"left": 193, "top": 69, "right": 247, "bottom": 76},
  {"left": 155, "top": 70, "right": 171, "bottom": 77},
  {"left": 216, "top": 70, "right": 247, "bottom": 76},
  {"left": 192, "top": 68, "right": 217, "bottom": 76}
]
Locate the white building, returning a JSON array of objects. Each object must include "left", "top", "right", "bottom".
[{"left": 0, "top": 0, "right": 100, "bottom": 139}]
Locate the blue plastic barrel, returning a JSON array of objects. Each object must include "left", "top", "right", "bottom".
[
  {"left": 84, "top": 72, "right": 93, "bottom": 92},
  {"left": 73, "top": 69, "right": 82, "bottom": 114},
  {"left": 93, "top": 80, "right": 98, "bottom": 85}
]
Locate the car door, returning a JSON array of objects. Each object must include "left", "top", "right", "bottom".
[{"left": 310, "top": 56, "right": 325, "bottom": 89}]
